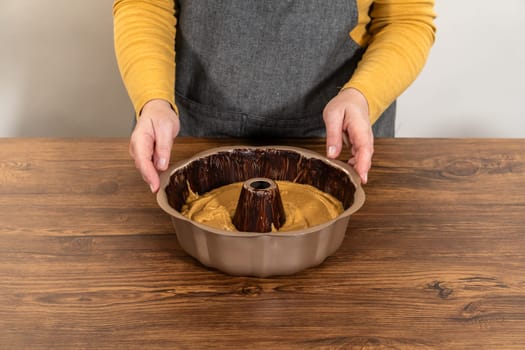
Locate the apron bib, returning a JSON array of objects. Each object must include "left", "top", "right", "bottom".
[{"left": 174, "top": 0, "right": 395, "bottom": 137}]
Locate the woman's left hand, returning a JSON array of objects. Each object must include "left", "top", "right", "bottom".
[{"left": 323, "top": 88, "right": 374, "bottom": 184}]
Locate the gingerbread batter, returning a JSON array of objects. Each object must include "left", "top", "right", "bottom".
[{"left": 181, "top": 181, "right": 343, "bottom": 232}]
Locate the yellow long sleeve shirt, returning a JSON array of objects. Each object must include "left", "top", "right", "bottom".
[{"left": 113, "top": 0, "right": 435, "bottom": 124}]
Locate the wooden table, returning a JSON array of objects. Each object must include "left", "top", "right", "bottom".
[{"left": 1, "top": 138, "right": 524, "bottom": 349}]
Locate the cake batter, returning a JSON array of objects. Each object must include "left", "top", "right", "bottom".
[{"left": 181, "top": 181, "right": 343, "bottom": 232}]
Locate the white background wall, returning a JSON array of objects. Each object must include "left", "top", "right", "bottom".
[
  {"left": 0, "top": 1, "right": 133, "bottom": 137},
  {"left": 1, "top": 1, "right": 524, "bottom": 137},
  {"left": 397, "top": 0, "right": 525, "bottom": 137}
]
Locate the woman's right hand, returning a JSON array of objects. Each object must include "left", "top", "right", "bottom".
[{"left": 129, "top": 99, "right": 180, "bottom": 193}]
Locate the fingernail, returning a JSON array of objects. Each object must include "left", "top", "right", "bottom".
[
  {"left": 157, "top": 158, "right": 167, "bottom": 170},
  {"left": 328, "top": 146, "right": 337, "bottom": 157},
  {"left": 149, "top": 183, "right": 156, "bottom": 193},
  {"left": 363, "top": 173, "right": 368, "bottom": 184}
]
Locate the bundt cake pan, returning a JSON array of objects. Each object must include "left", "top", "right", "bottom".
[{"left": 157, "top": 145, "right": 365, "bottom": 277}]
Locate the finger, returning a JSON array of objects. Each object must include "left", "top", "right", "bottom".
[
  {"left": 349, "top": 129, "right": 373, "bottom": 184},
  {"left": 130, "top": 131, "right": 160, "bottom": 192},
  {"left": 139, "top": 157, "right": 160, "bottom": 193},
  {"left": 342, "top": 132, "right": 350, "bottom": 148},
  {"left": 323, "top": 107, "right": 344, "bottom": 159},
  {"left": 342, "top": 117, "right": 373, "bottom": 183},
  {"left": 353, "top": 145, "right": 373, "bottom": 184},
  {"left": 152, "top": 118, "right": 176, "bottom": 171}
]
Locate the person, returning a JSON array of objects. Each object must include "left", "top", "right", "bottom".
[{"left": 113, "top": 0, "right": 436, "bottom": 193}]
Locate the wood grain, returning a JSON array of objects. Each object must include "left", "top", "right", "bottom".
[{"left": 1, "top": 138, "right": 525, "bottom": 349}]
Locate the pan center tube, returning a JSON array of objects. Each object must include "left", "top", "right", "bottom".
[{"left": 232, "top": 178, "right": 286, "bottom": 233}]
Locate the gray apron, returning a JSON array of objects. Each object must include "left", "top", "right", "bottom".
[{"left": 174, "top": 0, "right": 395, "bottom": 138}]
